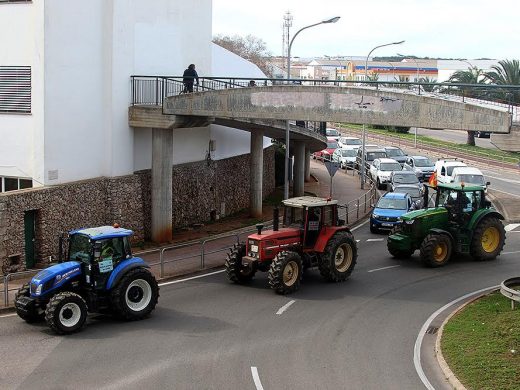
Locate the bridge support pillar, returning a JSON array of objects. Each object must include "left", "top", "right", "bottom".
[
  {"left": 250, "top": 130, "right": 264, "bottom": 218},
  {"left": 151, "top": 128, "right": 173, "bottom": 243},
  {"left": 304, "top": 146, "right": 311, "bottom": 182},
  {"left": 293, "top": 141, "right": 306, "bottom": 197}
]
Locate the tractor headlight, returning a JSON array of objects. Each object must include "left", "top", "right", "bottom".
[{"left": 34, "top": 284, "right": 43, "bottom": 296}]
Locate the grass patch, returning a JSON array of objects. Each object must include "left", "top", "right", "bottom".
[
  {"left": 336, "top": 123, "right": 520, "bottom": 164},
  {"left": 441, "top": 292, "right": 520, "bottom": 390}
]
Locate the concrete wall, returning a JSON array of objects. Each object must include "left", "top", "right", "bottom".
[{"left": 0, "top": 1, "right": 45, "bottom": 182}]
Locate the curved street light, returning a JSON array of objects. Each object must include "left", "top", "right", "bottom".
[
  {"left": 360, "top": 40, "right": 404, "bottom": 189},
  {"left": 284, "top": 16, "right": 341, "bottom": 200}
]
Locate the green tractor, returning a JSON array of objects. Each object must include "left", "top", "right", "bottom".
[{"left": 387, "top": 182, "right": 506, "bottom": 267}]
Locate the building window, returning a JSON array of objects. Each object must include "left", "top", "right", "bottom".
[
  {"left": 0, "top": 66, "right": 31, "bottom": 113},
  {"left": 0, "top": 176, "right": 33, "bottom": 192}
]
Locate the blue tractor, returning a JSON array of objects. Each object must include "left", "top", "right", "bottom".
[{"left": 14, "top": 225, "right": 159, "bottom": 334}]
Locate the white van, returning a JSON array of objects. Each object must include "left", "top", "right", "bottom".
[
  {"left": 434, "top": 159, "right": 467, "bottom": 184},
  {"left": 451, "top": 166, "right": 486, "bottom": 187}
]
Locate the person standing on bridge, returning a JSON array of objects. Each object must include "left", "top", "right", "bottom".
[{"left": 182, "top": 64, "right": 199, "bottom": 93}]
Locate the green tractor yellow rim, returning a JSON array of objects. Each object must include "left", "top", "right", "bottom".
[
  {"left": 433, "top": 242, "right": 448, "bottom": 263},
  {"left": 481, "top": 226, "right": 500, "bottom": 253},
  {"left": 335, "top": 243, "right": 353, "bottom": 272},
  {"left": 283, "top": 260, "right": 299, "bottom": 286}
]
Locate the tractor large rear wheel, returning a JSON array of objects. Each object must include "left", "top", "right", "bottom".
[
  {"left": 268, "top": 251, "right": 302, "bottom": 295},
  {"left": 14, "top": 283, "right": 44, "bottom": 323},
  {"left": 470, "top": 217, "right": 506, "bottom": 261},
  {"left": 110, "top": 268, "right": 159, "bottom": 321},
  {"left": 225, "top": 243, "right": 256, "bottom": 284},
  {"left": 318, "top": 232, "right": 357, "bottom": 282},
  {"left": 45, "top": 292, "right": 88, "bottom": 335},
  {"left": 420, "top": 233, "right": 452, "bottom": 267}
]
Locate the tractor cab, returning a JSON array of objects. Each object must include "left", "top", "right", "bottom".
[
  {"left": 282, "top": 196, "right": 341, "bottom": 248},
  {"left": 65, "top": 225, "right": 134, "bottom": 290}
]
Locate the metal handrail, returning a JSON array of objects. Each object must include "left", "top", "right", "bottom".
[
  {"left": 500, "top": 277, "right": 520, "bottom": 310},
  {"left": 3, "top": 269, "right": 40, "bottom": 306}
]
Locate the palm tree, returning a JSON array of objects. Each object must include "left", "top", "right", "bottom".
[
  {"left": 445, "top": 67, "right": 486, "bottom": 146},
  {"left": 484, "top": 59, "right": 520, "bottom": 104},
  {"left": 418, "top": 76, "right": 438, "bottom": 92}
]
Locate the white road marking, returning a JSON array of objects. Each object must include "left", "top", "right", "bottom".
[
  {"left": 501, "top": 250, "right": 520, "bottom": 255},
  {"left": 351, "top": 219, "right": 369, "bottom": 231},
  {"left": 276, "top": 300, "right": 296, "bottom": 315},
  {"left": 414, "top": 285, "right": 497, "bottom": 390},
  {"left": 490, "top": 188, "right": 520, "bottom": 198},
  {"left": 367, "top": 265, "right": 401, "bottom": 273},
  {"left": 0, "top": 313, "right": 16, "bottom": 318},
  {"left": 251, "top": 367, "right": 265, "bottom": 390},
  {"left": 485, "top": 174, "right": 520, "bottom": 185},
  {"left": 366, "top": 238, "right": 384, "bottom": 242},
  {"left": 158, "top": 269, "right": 225, "bottom": 287},
  {"left": 505, "top": 223, "right": 520, "bottom": 232},
  {"left": 356, "top": 239, "right": 360, "bottom": 242}
]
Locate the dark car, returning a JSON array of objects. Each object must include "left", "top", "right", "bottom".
[
  {"left": 370, "top": 192, "right": 416, "bottom": 233},
  {"left": 389, "top": 171, "right": 421, "bottom": 192},
  {"left": 383, "top": 146, "right": 407, "bottom": 165},
  {"left": 393, "top": 184, "right": 425, "bottom": 208},
  {"left": 403, "top": 155, "right": 435, "bottom": 181},
  {"left": 355, "top": 148, "right": 387, "bottom": 171}
]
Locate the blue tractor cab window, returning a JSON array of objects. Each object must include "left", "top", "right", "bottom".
[{"left": 69, "top": 234, "right": 91, "bottom": 263}]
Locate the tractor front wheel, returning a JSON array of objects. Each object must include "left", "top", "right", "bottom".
[
  {"left": 470, "top": 217, "right": 506, "bottom": 261},
  {"left": 225, "top": 243, "right": 256, "bottom": 284},
  {"left": 45, "top": 292, "right": 88, "bottom": 334},
  {"left": 14, "top": 283, "right": 44, "bottom": 323},
  {"left": 420, "top": 234, "right": 452, "bottom": 267},
  {"left": 110, "top": 268, "right": 159, "bottom": 321},
  {"left": 268, "top": 251, "right": 302, "bottom": 295},
  {"left": 319, "top": 232, "right": 358, "bottom": 282}
]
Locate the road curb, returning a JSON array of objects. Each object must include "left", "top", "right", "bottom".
[{"left": 434, "top": 289, "right": 497, "bottom": 390}]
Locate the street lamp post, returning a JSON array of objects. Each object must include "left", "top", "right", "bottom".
[
  {"left": 284, "top": 16, "right": 340, "bottom": 200},
  {"left": 397, "top": 53, "right": 419, "bottom": 81},
  {"left": 360, "top": 40, "right": 404, "bottom": 190}
]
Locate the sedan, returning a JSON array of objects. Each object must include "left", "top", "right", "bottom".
[
  {"left": 370, "top": 192, "right": 416, "bottom": 233},
  {"left": 326, "top": 128, "right": 341, "bottom": 141},
  {"left": 403, "top": 156, "right": 435, "bottom": 181},
  {"left": 389, "top": 171, "right": 421, "bottom": 192},
  {"left": 313, "top": 140, "right": 338, "bottom": 161},
  {"left": 392, "top": 184, "right": 425, "bottom": 208}
]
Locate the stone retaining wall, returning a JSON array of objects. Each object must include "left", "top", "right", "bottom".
[{"left": 0, "top": 146, "right": 275, "bottom": 272}]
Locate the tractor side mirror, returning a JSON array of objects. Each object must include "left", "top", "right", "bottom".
[
  {"left": 486, "top": 181, "right": 490, "bottom": 186},
  {"left": 256, "top": 223, "right": 264, "bottom": 235}
]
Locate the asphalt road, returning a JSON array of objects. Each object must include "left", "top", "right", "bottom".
[
  {"left": 414, "top": 128, "right": 496, "bottom": 149},
  {"left": 2, "top": 221, "right": 519, "bottom": 390}
]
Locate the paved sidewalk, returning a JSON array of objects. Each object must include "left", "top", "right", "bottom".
[{"left": 1, "top": 162, "right": 370, "bottom": 311}]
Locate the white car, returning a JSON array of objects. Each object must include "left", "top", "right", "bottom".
[
  {"left": 434, "top": 158, "right": 467, "bottom": 184},
  {"left": 369, "top": 158, "right": 403, "bottom": 189},
  {"left": 332, "top": 147, "right": 357, "bottom": 169},
  {"left": 451, "top": 166, "right": 487, "bottom": 190},
  {"left": 338, "top": 136, "right": 362, "bottom": 150}
]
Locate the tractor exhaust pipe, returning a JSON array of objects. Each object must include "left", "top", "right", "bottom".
[{"left": 273, "top": 207, "right": 279, "bottom": 231}]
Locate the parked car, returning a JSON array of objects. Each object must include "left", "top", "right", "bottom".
[
  {"left": 434, "top": 158, "right": 467, "bottom": 184},
  {"left": 403, "top": 155, "right": 435, "bottom": 181},
  {"left": 326, "top": 128, "right": 341, "bottom": 141},
  {"left": 476, "top": 131, "right": 491, "bottom": 138},
  {"left": 332, "top": 147, "right": 357, "bottom": 169},
  {"left": 313, "top": 139, "right": 338, "bottom": 160},
  {"left": 355, "top": 148, "right": 387, "bottom": 172},
  {"left": 392, "top": 184, "right": 425, "bottom": 208},
  {"left": 369, "top": 158, "right": 403, "bottom": 189},
  {"left": 338, "top": 136, "right": 362, "bottom": 149},
  {"left": 383, "top": 146, "right": 407, "bottom": 165},
  {"left": 389, "top": 171, "right": 421, "bottom": 192},
  {"left": 370, "top": 192, "right": 416, "bottom": 233}
]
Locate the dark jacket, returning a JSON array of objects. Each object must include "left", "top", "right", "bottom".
[{"left": 183, "top": 68, "right": 199, "bottom": 84}]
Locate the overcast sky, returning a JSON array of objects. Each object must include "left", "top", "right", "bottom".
[{"left": 213, "top": 0, "right": 518, "bottom": 60}]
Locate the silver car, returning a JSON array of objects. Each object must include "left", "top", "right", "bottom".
[{"left": 403, "top": 155, "right": 435, "bottom": 181}]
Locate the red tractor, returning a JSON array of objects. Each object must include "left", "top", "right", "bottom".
[{"left": 225, "top": 196, "right": 358, "bottom": 294}]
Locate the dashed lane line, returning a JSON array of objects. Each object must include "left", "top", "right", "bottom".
[
  {"left": 158, "top": 269, "right": 226, "bottom": 287},
  {"left": 251, "top": 367, "right": 265, "bottom": 390},
  {"left": 276, "top": 300, "right": 296, "bottom": 315},
  {"left": 505, "top": 223, "right": 520, "bottom": 232},
  {"left": 367, "top": 265, "right": 401, "bottom": 273},
  {"left": 0, "top": 313, "right": 16, "bottom": 318},
  {"left": 366, "top": 238, "right": 384, "bottom": 242}
]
